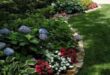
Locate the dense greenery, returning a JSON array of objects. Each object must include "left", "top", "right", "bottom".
[
  {"left": 0, "top": 13, "right": 74, "bottom": 54},
  {"left": 54, "top": 0, "right": 85, "bottom": 14},
  {"left": 0, "top": 54, "right": 36, "bottom": 75}
]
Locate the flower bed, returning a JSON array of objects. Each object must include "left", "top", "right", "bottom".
[
  {"left": 0, "top": 0, "right": 85, "bottom": 75},
  {"left": 0, "top": 14, "right": 84, "bottom": 75}
]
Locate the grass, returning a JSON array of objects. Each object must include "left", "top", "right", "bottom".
[{"left": 69, "top": 5, "right": 110, "bottom": 75}]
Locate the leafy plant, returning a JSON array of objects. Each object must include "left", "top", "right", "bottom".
[
  {"left": 54, "top": 0, "right": 84, "bottom": 14},
  {"left": 0, "top": 54, "right": 36, "bottom": 75},
  {"left": 0, "top": 13, "right": 74, "bottom": 56},
  {"left": 80, "top": 0, "right": 92, "bottom": 7}
]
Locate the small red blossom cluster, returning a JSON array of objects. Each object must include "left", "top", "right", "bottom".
[
  {"left": 60, "top": 48, "right": 78, "bottom": 64},
  {"left": 35, "top": 60, "right": 53, "bottom": 75}
]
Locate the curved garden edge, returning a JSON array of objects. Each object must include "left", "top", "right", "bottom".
[
  {"left": 60, "top": 21, "right": 85, "bottom": 75},
  {"left": 65, "top": 33, "right": 85, "bottom": 75},
  {"left": 85, "top": 4, "right": 102, "bottom": 13}
]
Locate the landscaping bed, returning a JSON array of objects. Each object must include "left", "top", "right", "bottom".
[{"left": 0, "top": 0, "right": 101, "bottom": 75}]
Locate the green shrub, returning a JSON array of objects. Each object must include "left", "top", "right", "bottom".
[
  {"left": 54, "top": 0, "right": 84, "bottom": 14},
  {"left": 0, "top": 13, "right": 74, "bottom": 55},
  {"left": 37, "top": 5, "right": 56, "bottom": 18},
  {"left": 12, "top": 0, "right": 55, "bottom": 12}
]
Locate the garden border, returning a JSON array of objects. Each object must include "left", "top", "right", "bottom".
[{"left": 85, "top": 5, "right": 101, "bottom": 13}]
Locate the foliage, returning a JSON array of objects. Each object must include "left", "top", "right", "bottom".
[
  {"left": 54, "top": 0, "right": 84, "bottom": 14},
  {"left": 80, "top": 0, "right": 92, "bottom": 8},
  {"left": 0, "top": 0, "right": 83, "bottom": 75},
  {"left": 37, "top": 5, "right": 56, "bottom": 18},
  {"left": 0, "top": 0, "right": 55, "bottom": 13},
  {"left": 0, "top": 54, "right": 36, "bottom": 75},
  {"left": 0, "top": 13, "right": 74, "bottom": 56}
]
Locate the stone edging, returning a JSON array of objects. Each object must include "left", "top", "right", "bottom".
[
  {"left": 65, "top": 33, "right": 85, "bottom": 75},
  {"left": 85, "top": 5, "right": 102, "bottom": 13},
  {"left": 62, "top": 21, "right": 85, "bottom": 75}
]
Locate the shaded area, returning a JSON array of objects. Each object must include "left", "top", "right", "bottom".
[
  {"left": 101, "top": 69, "right": 110, "bottom": 75},
  {"left": 69, "top": 5, "right": 110, "bottom": 75}
]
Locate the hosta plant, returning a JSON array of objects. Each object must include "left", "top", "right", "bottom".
[{"left": 0, "top": 54, "right": 36, "bottom": 75}]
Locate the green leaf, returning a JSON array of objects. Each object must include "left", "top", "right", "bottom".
[
  {"left": 25, "top": 34, "right": 33, "bottom": 40},
  {"left": 0, "top": 60, "right": 5, "bottom": 64},
  {"left": 19, "top": 42, "right": 27, "bottom": 46},
  {"left": 5, "top": 56, "right": 16, "bottom": 63},
  {"left": 25, "top": 68, "right": 35, "bottom": 74},
  {"left": 25, "top": 59, "right": 36, "bottom": 66},
  {"left": 30, "top": 39, "right": 39, "bottom": 44},
  {"left": 0, "top": 51, "right": 4, "bottom": 56}
]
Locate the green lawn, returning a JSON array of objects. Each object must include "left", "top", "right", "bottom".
[{"left": 69, "top": 5, "right": 110, "bottom": 75}]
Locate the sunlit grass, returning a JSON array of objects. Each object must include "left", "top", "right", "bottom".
[{"left": 69, "top": 5, "right": 110, "bottom": 75}]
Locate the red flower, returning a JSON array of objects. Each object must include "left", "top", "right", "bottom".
[
  {"left": 60, "top": 48, "right": 78, "bottom": 64},
  {"left": 35, "top": 60, "right": 53, "bottom": 75},
  {"left": 35, "top": 65, "right": 42, "bottom": 74},
  {"left": 60, "top": 48, "right": 66, "bottom": 56}
]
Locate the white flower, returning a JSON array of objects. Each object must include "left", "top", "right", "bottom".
[
  {"left": 51, "top": 3, "right": 56, "bottom": 7},
  {"left": 58, "top": 69, "right": 61, "bottom": 72},
  {"left": 55, "top": 51, "right": 59, "bottom": 53},
  {"left": 63, "top": 66, "right": 66, "bottom": 70},
  {"left": 58, "top": 52, "right": 61, "bottom": 55},
  {"left": 55, "top": 67, "right": 58, "bottom": 70},
  {"left": 56, "top": 63, "right": 59, "bottom": 66},
  {"left": 67, "top": 57, "right": 71, "bottom": 62},
  {"left": 59, "top": 67, "right": 64, "bottom": 70},
  {"left": 66, "top": 63, "right": 70, "bottom": 66}
]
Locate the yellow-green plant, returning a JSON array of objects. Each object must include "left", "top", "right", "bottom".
[{"left": 81, "top": 0, "right": 92, "bottom": 7}]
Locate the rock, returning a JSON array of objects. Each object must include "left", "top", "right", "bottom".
[
  {"left": 18, "top": 25, "right": 31, "bottom": 33},
  {"left": 73, "top": 34, "right": 82, "bottom": 41},
  {"left": 75, "top": 62, "right": 84, "bottom": 68}
]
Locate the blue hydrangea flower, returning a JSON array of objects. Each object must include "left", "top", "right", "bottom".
[
  {"left": 0, "top": 28, "right": 11, "bottom": 35},
  {"left": 4, "top": 47, "right": 14, "bottom": 56},
  {"left": 39, "top": 28, "right": 48, "bottom": 40},
  {"left": 0, "top": 42, "right": 6, "bottom": 49},
  {"left": 39, "top": 28, "right": 48, "bottom": 34},
  {"left": 39, "top": 34, "right": 48, "bottom": 40},
  {"left": 18, "top": 25, "right": 31, "bottom": 33}
]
